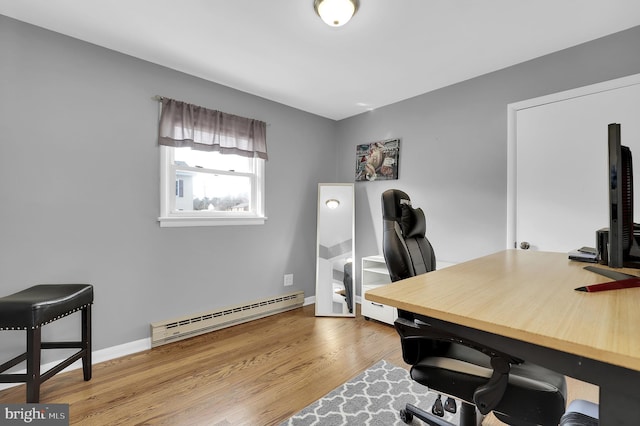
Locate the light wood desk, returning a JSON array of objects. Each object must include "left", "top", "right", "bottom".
[{"left": 365, "top": 250, "right": 640, "bottom": 425}]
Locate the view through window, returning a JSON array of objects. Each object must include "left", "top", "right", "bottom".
[{"left": 159, "top": 146, "right": 265, "bottom": 226}]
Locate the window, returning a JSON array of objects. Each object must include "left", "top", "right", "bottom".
[
  {"left": 156, "top": 97, "right": 268, "bottom": 227},
  {"left": 159, "top": 147, "right": 265, "bottom": 227}
]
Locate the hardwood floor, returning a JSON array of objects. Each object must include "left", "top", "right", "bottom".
[{"left": 0, "top": 304, "right": 597, "bottom": 425}]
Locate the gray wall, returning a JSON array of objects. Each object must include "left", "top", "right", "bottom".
[
  {"left": 337, "top": 25, "right": 640, "bottom": 271},
  {"left": 0, "top": 15, "right": 336, "bottom": 357}
]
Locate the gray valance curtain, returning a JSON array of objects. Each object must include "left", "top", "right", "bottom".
[{"left": 158, "top": 98, "right": 268, "bottom": 160}]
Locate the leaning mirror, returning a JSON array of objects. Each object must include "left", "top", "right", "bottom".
[{"left": 315, "top": 183, "right": 355, "bottom": 317}]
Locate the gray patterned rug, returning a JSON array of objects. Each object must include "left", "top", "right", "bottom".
[{"left": 280, "top": 360, "right": 459, "bottom": 425}]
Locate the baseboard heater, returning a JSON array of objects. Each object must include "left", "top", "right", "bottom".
[{"left": 150, "top": 291, "right": 304, "bottom": 348}]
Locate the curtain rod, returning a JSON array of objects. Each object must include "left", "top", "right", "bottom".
[{"left": 152, "top": 95, "right": 269, "bottom": 125}]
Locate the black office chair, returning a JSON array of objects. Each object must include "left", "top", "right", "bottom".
[{"left": 381, "top": 189, "right": 567, "bottom": 426}]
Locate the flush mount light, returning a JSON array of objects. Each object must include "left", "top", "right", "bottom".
[
  {"left": 313, "top": 0, "right": 359, "bottom": 27},
  {"left": 325, "top": 199, "right": 340, "bottom": 209}
]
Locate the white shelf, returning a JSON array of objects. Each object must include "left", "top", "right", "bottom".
[
  {"left": 362, "top": 266, "right": 389, "bottom": 274},
  {"left": 361, "top": 255, "right": 396, "bottom": 325}
]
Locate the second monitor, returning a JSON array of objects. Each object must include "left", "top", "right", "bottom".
[{"left": 606, "top": 122, "right": 640, "bottom": 268}]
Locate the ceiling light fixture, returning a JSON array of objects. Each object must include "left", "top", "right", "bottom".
[
  {"left": 325, "top": 199, "right": 340, "bottom": 209},
  {"left": 313, "top": 0, "right": 359, "bottom": 27}
]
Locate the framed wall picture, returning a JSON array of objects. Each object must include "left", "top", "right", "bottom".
[{"left": 355, "top": 138, "right": 400, "bottom": 182}]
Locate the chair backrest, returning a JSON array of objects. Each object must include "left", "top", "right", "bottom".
[
  {"left": 381, "top": 189, "right": 436, "bottom": 282},
  {"left": 382, "top": 189, "right": 445, "bottom": 364}
]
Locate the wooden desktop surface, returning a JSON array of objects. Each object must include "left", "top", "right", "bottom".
[{"left": 365, "top": 249, "right": 640, "bottom": 372}]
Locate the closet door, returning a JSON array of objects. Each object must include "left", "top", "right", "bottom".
[{"left": 510, "top": 77, "right": 640, "bottom": 252}]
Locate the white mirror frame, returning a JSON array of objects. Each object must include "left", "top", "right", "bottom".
[{"left": 314, "top": 183, "right": 355, "bottom": 317}]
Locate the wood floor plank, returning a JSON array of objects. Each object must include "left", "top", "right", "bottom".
[{"left": 0, "top": 304, "right": 597, "bottom": 425}]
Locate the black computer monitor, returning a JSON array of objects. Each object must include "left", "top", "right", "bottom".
[{"left": 607, "top": 123, "right": 640, "bottom": 268}]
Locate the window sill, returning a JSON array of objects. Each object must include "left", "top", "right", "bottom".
[{"left": 158, "top": 215, "right": 267, "bottom": 227}]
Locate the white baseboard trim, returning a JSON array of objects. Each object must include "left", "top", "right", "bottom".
[
  {"left": 0, "top": 337, "right": 151, "bottom": 391},
  {"left": 92, "top": 337, "right": 151, "bottom": 365}
]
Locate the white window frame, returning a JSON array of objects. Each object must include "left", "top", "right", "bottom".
[{"left": 158, "top": 146, "right": 266, "bottom": 227}]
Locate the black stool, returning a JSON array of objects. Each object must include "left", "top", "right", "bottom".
[{"left": 0, "top": 284, "right": 93, "bottom": 402}]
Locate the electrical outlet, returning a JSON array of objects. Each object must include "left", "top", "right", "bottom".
[{"left": 284, "top": 274, "right": 293, "bottom": 286}]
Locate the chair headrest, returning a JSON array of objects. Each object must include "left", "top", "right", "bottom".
[
  {"left": 382, "top": 189, "right": 427, "bottom": 238},
  {"left": 381, "top": 189, "right": 410, "bottom": 221}
]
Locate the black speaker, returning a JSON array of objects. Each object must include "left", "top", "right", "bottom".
[{"left": 596, "top": 228, "right": 609, "bottom": 265}]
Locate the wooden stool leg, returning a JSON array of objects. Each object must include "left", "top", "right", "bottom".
[
  {"left": 82, "top": 305, "right": 92, "bottom": 381},
  {"left": 26, "top": 327, "right": 42, "bottom": 403}
]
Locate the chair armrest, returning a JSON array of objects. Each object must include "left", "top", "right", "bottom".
[{"left": 395, "top": 316, "right": 522, "bottom": 414}]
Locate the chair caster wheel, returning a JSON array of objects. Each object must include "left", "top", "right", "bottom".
[
  {"left": 364, "top": 316, "right": 370, "bottom": 321},
  {"left": 399, "top": 408, "right": 413, "bottom": 424}
]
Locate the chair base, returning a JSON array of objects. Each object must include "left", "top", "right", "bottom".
[
  {"left": 0, "top": 305, "right": 92, "bottom": 403},
  {"left": 400, "top": 399, "right": 480, "bottom": 426}
]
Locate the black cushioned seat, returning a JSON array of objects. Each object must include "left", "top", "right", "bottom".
[
  {"left": 409, "top": 342, "right": 567, "bottom": 425},
  {"left": 0, "top": 285, "right": 93, "bottom": 329},
  {"left": 0, "top": 284, "right": 93, "bottom": 402}
]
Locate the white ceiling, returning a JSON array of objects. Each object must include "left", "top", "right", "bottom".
[{"left": 2, "top": 0, "right": 640, "bottom": 120}]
